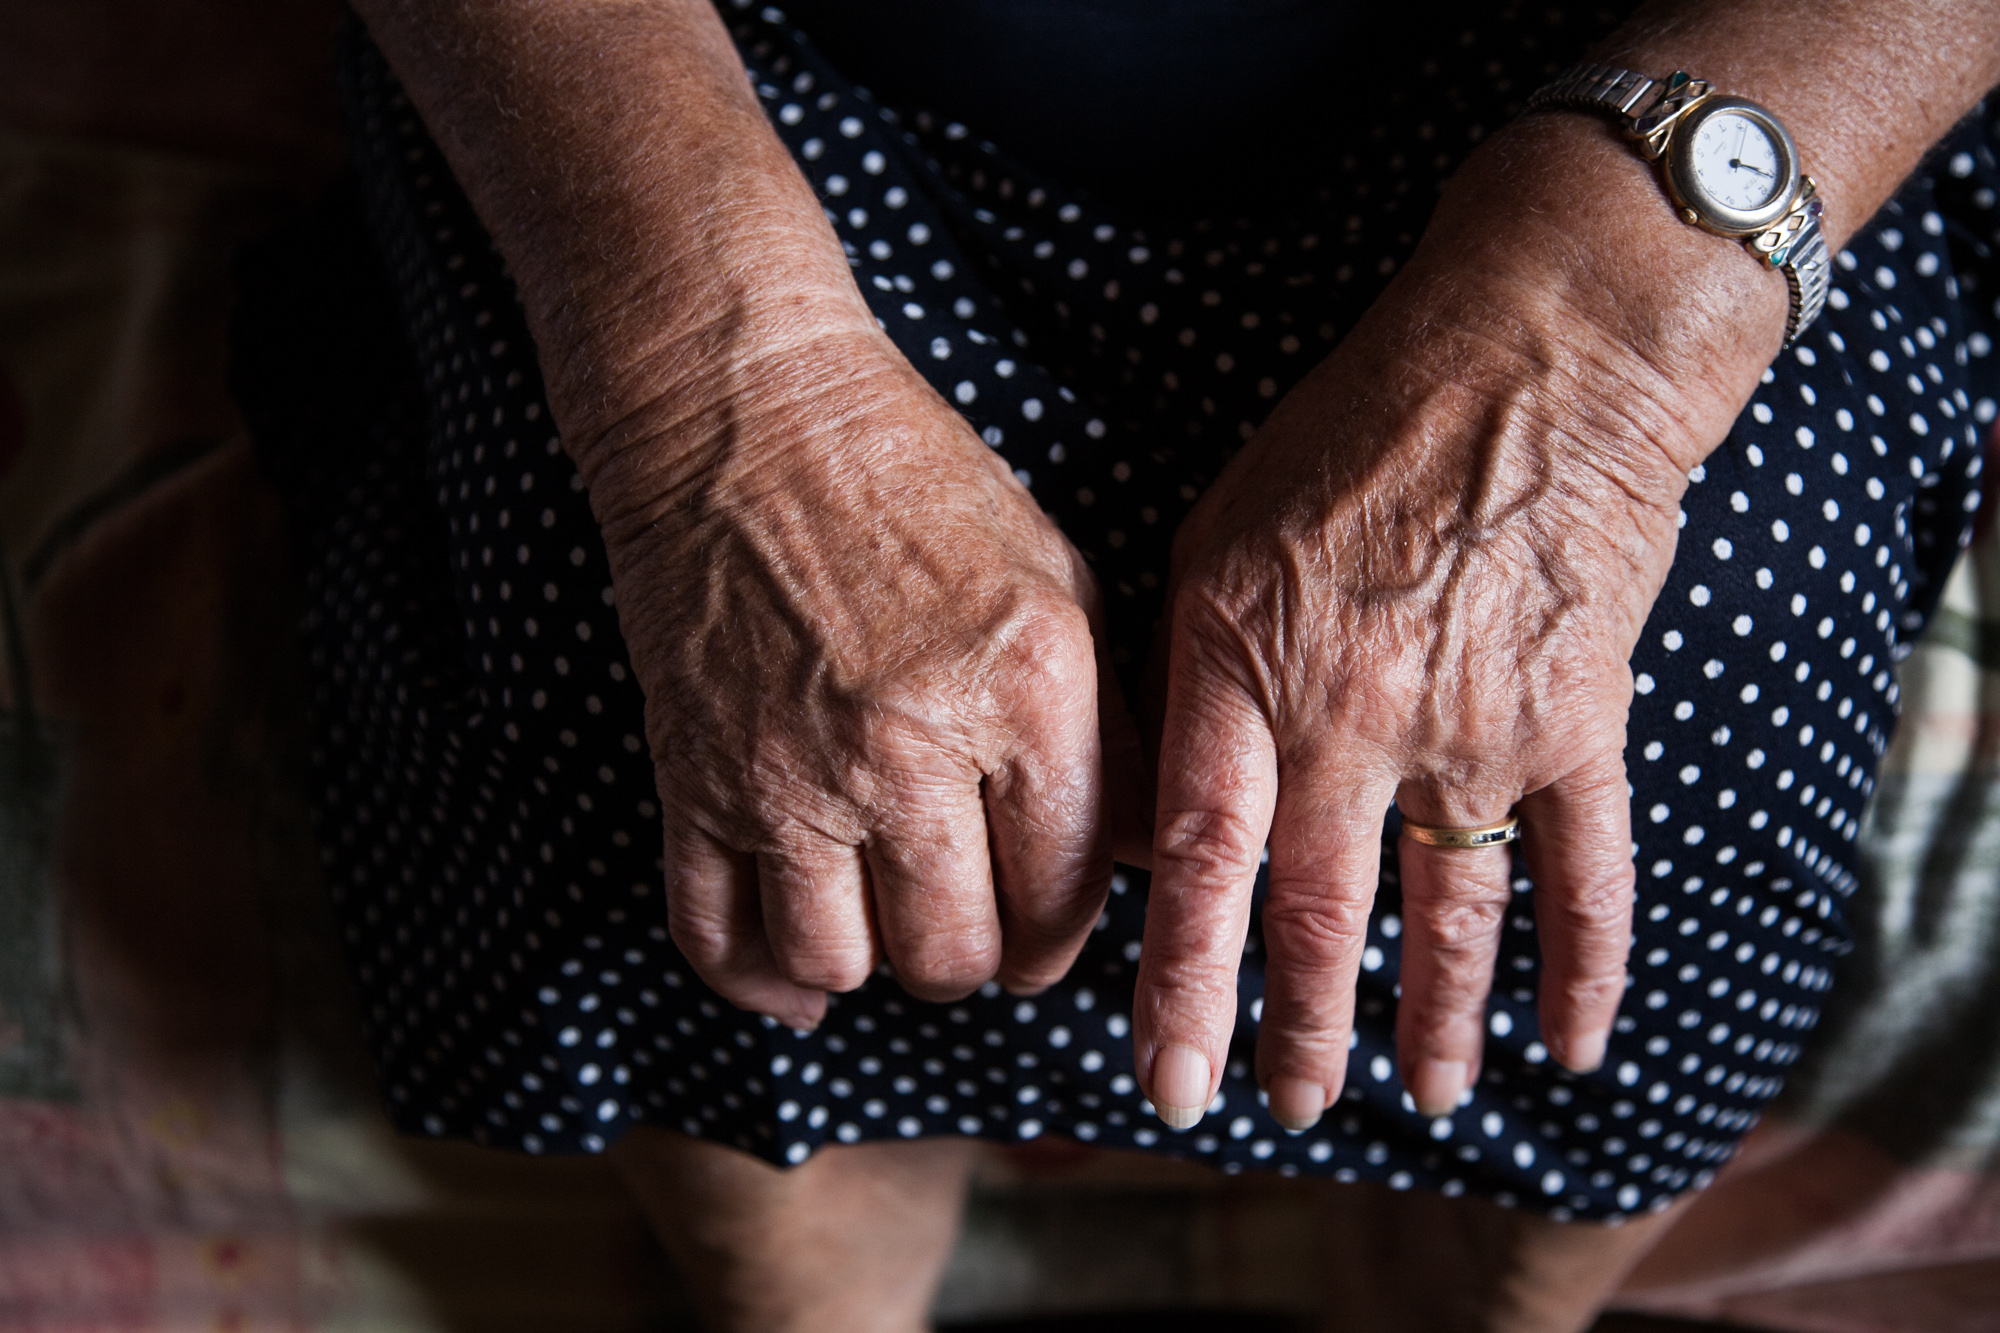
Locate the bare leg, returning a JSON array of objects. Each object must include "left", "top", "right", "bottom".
[
  {"left": 609, "top": 1128, "right": 978, "bottom": 1333},
  {"left": 1315, "top": 1183, "right": 1689, "bottom": 1333}
]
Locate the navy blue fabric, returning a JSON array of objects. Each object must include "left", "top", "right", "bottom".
[
  {"left": 246, "top": 3, "right": 2000, "bottom": 1222},
  {"left": 778, "top": 0, "right": 1375, "bottom": 197}
]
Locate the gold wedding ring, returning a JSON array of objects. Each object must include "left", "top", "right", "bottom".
[{"left": 1400, "top": 813, "right": 1522, "bottom": 850}]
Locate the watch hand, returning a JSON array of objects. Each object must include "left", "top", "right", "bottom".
[{"left": 1728, "top": 158, "right": 1775, "bottom": 178}]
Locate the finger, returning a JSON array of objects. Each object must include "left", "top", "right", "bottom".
[
  {"left": 663, "top": 819, "right": 826, "bottom": 1030},
  {"left": 1517, "top": 753, "right": 1636, "bottom": 1074},
  {"left": 1253, "top": 761, "right": 1397, "bottom": 1132},
  {"left": 757, "top": 837, "right": 878, "bottom": 994},
  {"left": 867, "top": 776, "right": 1004, "bottom": 1003},
  {"left": 1393, "top": 787, "right": 1519, "bottom": 1118},
  {"left": 986, "top": 603, "right": 1117, "bottom": 993},
  {"left": 986, "top": 753, "right": 1115, "bottom": 994},
  {"left": 1133, "top": 641, "right": 1278, "bottom": 1132}
]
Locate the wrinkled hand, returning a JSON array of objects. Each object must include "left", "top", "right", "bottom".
[
  {"left": 595, "top": 328, "right": 1140, "bottom": 1028},
  {"left": 1133, "top": 117, "right": 1787, "bottom": 1130}
]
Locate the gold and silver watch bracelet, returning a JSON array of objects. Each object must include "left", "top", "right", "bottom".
[{"left": 1526, "top": 63, "right": 1832, "bottom": 344}]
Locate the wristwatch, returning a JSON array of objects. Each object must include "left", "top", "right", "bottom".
[{"left": 1526, "top": 64, "right": 1832, "bottom": 344}]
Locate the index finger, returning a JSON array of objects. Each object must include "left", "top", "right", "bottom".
[{"left": 1132, "top": 644, "right": 1278, "bottom": 1131}]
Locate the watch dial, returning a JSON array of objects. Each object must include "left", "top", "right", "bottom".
[{"left": 1689, "top": 110, "right": 1785, "bottom": 212}]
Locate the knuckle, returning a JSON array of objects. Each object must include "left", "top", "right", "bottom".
[
  {"left": 1252, "top": 985, "right": 1355, "bottom": 1050},
  {"left": 1172, "top": 585, "right": 1270, "bottom": 685},
  {"left": 1418, "top": 896, "right": 1509, "bottom": 954},
  {"left": 1548, "top": 869, "right": 1637, "bottom": 937},
  {"left": 1138, "top": 948, "right": 1242, "bottom": 1012},
  {"left": 776, "top": 942, "right": 875, "bottom": 994},
  {"left": 1155, "top": 806, "right": 1264, "bottom": 884},
  {"left": 1547, "top": 967, "right": 1629, "bottom": 1020},
  {"left": 758, "top": 784, "right": 866, "bottom": 845},
  {"left": 1000, "top": 596, "right": 1096, "bottom": 700},
  {"left": 1554, "top": 934, "right": 1637, "bottom": 991},
  {"left": 854, "top": 724, "right": 949, "bottom": 796},
  {"left": 897, "top": 938, "right": 1001, "bottom": 1000},
  {"left": 665, "top": 904, "right": 738, "bottom": 973},
  {"left": 1259, "top": 892, "right": 1372, "bottom": 965}
]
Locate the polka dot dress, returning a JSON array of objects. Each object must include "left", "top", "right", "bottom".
[{"left": 273, "top": 4, "right": 2000, "bottom": 1222}]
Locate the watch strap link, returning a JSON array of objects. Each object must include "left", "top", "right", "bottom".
[
  {"left": 1752, "top": 175, "right": 1831, "bottom": 341},
  {"left": 1779, "top": 224, "right": 1832, "bottom": 345},
  {"left": 1523, "top": 65, "right": 1711, "bottom": 158},
  {"left": 1526, "top": 62, "right": 1662, "bottom": 119}
]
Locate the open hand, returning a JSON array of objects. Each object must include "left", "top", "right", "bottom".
[{"left": 1132, "top": 116, "right": 1788, "bottom": 1130}]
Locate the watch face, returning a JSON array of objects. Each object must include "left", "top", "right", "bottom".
[
  {"left": 1665, "top": 96, "right": 1800, "bottom": 236},
  {"left": 1689, "top": 109, "right": 1785, "bottom": 212}
]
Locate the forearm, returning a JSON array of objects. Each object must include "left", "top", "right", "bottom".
[{"left": 351, "top": 1, "right": 878, "bottom": 484}]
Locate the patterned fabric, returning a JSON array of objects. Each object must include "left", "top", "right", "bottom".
[
  {"left": 287, "top": 3, "right": 2000, "bottom": 1221},
  {"left": 1788, "top": 494, "right": 2000, "bottom": 1159}
]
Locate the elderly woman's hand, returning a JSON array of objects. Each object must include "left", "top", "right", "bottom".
[
  {"left": 1132, "top": 113, "right": 1792, "bottom": 1129},
  {"left": 349, "top": 0, "right": 1146, "bottom": 1032},
  {"left": 593, "top": 323, "right": 1133, "bottom": 1030}
]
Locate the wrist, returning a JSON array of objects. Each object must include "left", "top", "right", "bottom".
[
  {"left": 1417, "top": 112, "right": 1791, "bottom": 475},
  {"left": 565, "top": 313, "right": 933, "bottom": 545},
  {"left": 546, "top": 242, "right": 887, "bottom": 481}
]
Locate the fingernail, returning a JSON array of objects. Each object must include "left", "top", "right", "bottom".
[
  {"left": 1150, "top": 1044, "right": 1213, "bottom": 1130},
  {"left": 1409, "top": 1059, "right": 1467, "bottom": 1117},
  {"left": 1266, "top": 1076, "right": 1326, "bottom": 1132},
  {"left": 1560, "top": 1029, "right": 1608, "bottom": 1074}
]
